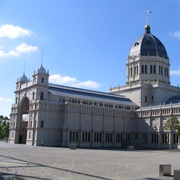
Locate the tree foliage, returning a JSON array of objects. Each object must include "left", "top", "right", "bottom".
[
  {"left": 164, "top": 117, "right": 180, "bottom": 151},
  {"left": 164, "top": 117, "right": 180, "bottom": 132},
  {"left": 0, "top": 115, "right": 9, "bottom": 139}
]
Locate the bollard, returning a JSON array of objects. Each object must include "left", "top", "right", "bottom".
[
  {"left": 174, "top": 170, "right": 180, "bottom": 180},
  {"left": 159, "top": 164, "right": 171, "bottom": 176}
]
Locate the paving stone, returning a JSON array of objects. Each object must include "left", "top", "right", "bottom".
[{"left": 0, "top": 141, "right": 179, "bottom": 180}]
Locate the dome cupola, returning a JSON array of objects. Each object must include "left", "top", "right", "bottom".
[
  {"left": 36, "top": 64, "right": 47, "bottom": 74},
  {"left": 129, "top": 24, "right": 168, "bottom": 59},
  {"left": 126, "top": 24, "right": 170, "bottom": 85},
  {"left": 20, "top": 73, "right": 28, "bottom": 82}
]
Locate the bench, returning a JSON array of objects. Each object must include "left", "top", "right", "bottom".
[{"left": 69, "top": 144, "right": 76, "bottom": 150}]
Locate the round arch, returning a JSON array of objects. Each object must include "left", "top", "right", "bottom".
[{"left": 18, "top": 96, "right": 30, "bottom": 144}]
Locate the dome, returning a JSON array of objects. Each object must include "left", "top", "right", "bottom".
[
  {"left": 36, "top": 64, "right": 46, "bottom": 74},
  {"left": 129, "top": 24, "right": 168, "bottom": 59},
  {"left": 20, "top": 74, "right": 28, "bottom": 82}
]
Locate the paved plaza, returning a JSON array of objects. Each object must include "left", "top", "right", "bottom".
[{"left": 0, "top": 141, "right": 179, "bottom": 180}]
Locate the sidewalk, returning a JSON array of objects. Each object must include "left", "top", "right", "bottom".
[{"left": 0, "top": 141, "right": 179, "bottom": 180}]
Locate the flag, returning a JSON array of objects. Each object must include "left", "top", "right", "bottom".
[{"left": 147, "top": 10, "right": 152, "bottom": 13}]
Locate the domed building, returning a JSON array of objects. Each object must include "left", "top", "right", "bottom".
[
  {"left": 8, "top": 23, "right": 180, "bottom": 149},
  {"left": 110, "top": 24, "right": 180, "bottom": 107}
]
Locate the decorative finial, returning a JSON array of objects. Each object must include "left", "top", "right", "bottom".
[{"left": 145, "top": 24, "right": 151, "bottom": 34}]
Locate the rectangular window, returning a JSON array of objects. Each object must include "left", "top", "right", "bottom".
[
  {"left": 40, "top": 121, "right": 44, "bottom": 128},
  {"left": 162, "top": 133, "right": 169, "bottom": 144},
  {"left": 116, "top": 133, "right": 122, "bottom": 143},
  {"left": 145, "top": 96, "right": 147, "bottom": 103},
  {"left": 82, "top": 132, "right": 91, "bottom": 142},
  {"left": 105, "top": 133, "right": 112, "bottom": 143},
  {"left": 151, "top": 96, "right": 154, "bottom": 103},
  {"left": 152, "top": 133, "right": 158, "bottom": 144},
  {"left": 173, "top": 134, "right": 178, "bottom": 144},
  {"left": 94, "top": 132, "right": 102, "bottom": 143},
  {"left": 69, "top": 131, "right": 79, "bottom": 142}
]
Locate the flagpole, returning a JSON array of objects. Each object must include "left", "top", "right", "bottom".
[{"left": 146, "top": 10, "right": 151, "bottom": 24}]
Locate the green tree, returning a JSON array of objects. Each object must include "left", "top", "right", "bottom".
[
  {"left": 164, "top": 117, "right": 180, "bottom": 151},
  {"left": 0, "top": 115, "right": 10, "bottom": 140}
]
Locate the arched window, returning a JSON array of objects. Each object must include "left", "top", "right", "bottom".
[
  {"left": 145, "top": 65, "right": 147, "bottom": 74},
  {"left": 136, "top": 65, "right": 138, "bottom": 74},
  {"left": 32, "top": 92, "right": 35, "bottom": 100},
  {"left": 150, "top": 65, "right": 153, "bottom": 74},
  {"left": 40, "top": 92, "right": 44, "bottom": 100},
  {"left": 41, "top": 77, "right": 44, "bottom": 83},
  {"left": 130, "top": 67, "right": 133, "bottom": 76},
  {"left": 141, "top": 65, "right": 144, "bottom": 74},
  {"left": 153, "top": 65, "right": 156, "bottom": 74}
]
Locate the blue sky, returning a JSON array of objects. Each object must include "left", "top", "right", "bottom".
[{"left": 1, "top": 0, "right": 180, "bottom": 117}]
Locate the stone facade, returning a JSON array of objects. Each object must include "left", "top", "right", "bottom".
[{"left": 8, "top": 24, "right": 180, "bottom": 149}]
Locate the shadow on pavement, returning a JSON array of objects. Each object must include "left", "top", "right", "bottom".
[{"left": 0, "top": 155, "right": 112, "bottom": 180}]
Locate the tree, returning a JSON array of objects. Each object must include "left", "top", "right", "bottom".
[
  {"left": 0, "top": 115, "right": 10, "bottom": 140},
  {"left": 164, "top": 117, "right": 180, "bottom": 151}
]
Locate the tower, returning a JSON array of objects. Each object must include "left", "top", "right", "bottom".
[
  {"left": 126, "top": 24, "right": 170, "bottom": 85},
  {"left": 110, "top": 24, "right": 180, "bottom": 107},
  {"left": 9, "top": 64, "right": 49, "bottom": 145}
]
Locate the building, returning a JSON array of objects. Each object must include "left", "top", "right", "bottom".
[{"left": 9, "top": 23, "right": 180, "bottom": 149}]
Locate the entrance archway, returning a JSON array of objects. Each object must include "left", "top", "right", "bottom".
[{"left": 19, "top": 97, "right": 29, "bottom": 144}]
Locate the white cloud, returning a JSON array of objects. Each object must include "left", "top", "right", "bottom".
[
  {"left": 0, "top": 97, "right": 12, "bottom": 102},
  {"left": 0, "top": 24, "right": 32, "bottom": 39},
  {"left": 170, "top": 70, "right": 180, "bottom": 75},
  {"left": 49, "top": 74, "right": 100, "bottom": 89},
  {"left": 49, "top": 74, "right": 77, "bottom": 84},
  {"left": 0, "top": 43, "right": 38, "bottom": 58},
  {"left": 172, "top": 30, "right": 180, "bottom": 40}
]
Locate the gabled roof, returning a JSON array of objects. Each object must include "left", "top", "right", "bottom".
[{"left": 48, "top": 83, "right": 138, "bottom": 107}]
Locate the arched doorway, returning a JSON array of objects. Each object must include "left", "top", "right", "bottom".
[{"left": 19, "top": 97, "right": 29, "bottom": 144}]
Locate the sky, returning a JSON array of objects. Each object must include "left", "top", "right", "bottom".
[{"left": 1, "top": 0, "right": 180, "bottom": 117}]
